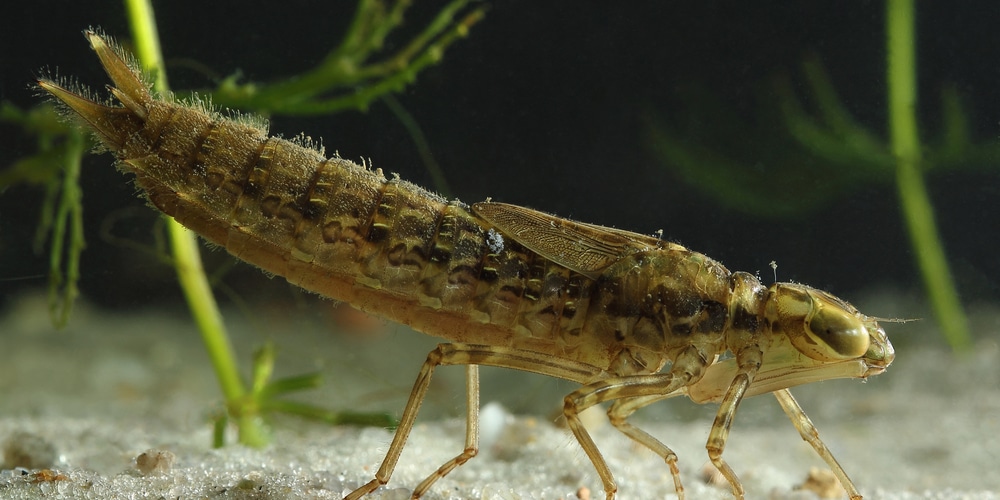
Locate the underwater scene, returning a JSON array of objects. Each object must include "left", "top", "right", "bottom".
[{"left": 0, "top": 2, "right": 998, "bottom": 498}]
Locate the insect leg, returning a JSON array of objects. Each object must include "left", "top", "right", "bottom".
[
  {"left": 565, "top": 376, "right": 681, "bottom": 499},
  {"left": 606, "top": 393, "right": 687, "bottom": 499},
  {"left": 343, "top": 347, "right": 449, "bottom": 500},
  {"left": 772, "top": 388, "right": 862, "bottom": 500},
  {"left": 704, "top": 345, "right": 762, "bottom": 500},
  {"left": 410, "top": 364, "right": 479, "bottom": 497},
  {"left": 563, "top": 345, "right": 714, "bottom": 500},
  {"left": 344, "top": 343, "right": 601, "bottom": 500}
]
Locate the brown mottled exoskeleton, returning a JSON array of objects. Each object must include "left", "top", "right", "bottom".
[{"left": 39, "top": 31, "right": 894, "bottom": 500}]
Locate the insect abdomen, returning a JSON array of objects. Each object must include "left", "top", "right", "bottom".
[
  {"left": 40, "top": 31, "right": 615, "bottom": 366},
  {"left": 128, "top": 101, "right": 462, "bottom": 295},
  {"left": 128, "top": 98, "right": 565, "bottom": 340}
]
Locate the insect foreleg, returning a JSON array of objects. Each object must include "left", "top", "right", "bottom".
[
  {"left": 705, "top": 345, "right": 763, "bottom": 500},
  {"left": 773, "top": 389, "right": 862, "bottom": 500}
]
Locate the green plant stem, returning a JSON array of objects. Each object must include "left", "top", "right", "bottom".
[
  {"left": 382, "top": 94, "right": 451, "bottom": 196},
  {"left": 886, "top": 0, "right": 971, "bottom": 350},
  {"left": 124, "top": 0, "right": 267, "bottom": 445},
  {"left": 211, "top": 0, "right": 484, "bottom": 114},
  {"left": 124, "top": 0, "right": 168, "bottom": 91},
  {"left": 46, "top": 129, "right": 86, "bottom": 327}
]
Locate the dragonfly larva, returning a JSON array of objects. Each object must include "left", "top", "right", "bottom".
[{"left": 38, "top": 30, "right": 894, "bottom": 500}]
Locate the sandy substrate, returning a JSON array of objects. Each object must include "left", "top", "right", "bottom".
[{"left": 1, "top": 289, "right": 997, "bottom": 499}]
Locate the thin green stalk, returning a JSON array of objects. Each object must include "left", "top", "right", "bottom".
[
  {"left": 382, "top": 94, "right": 451, "bottom": 196},
  {"left": 124, "top": 0, "right": 267, "bottom": 445},
  {"left": 46, "top": 129, "right": 86, "bottom": 327},
  {"left": 212, "top": 0, "right": 484, "bottom": 114},
  {"left": 124, "top": 0, "right": 168, "bottom": 91},
  {"left": 886, "top": 0, "right": 971, "bottom": 350}
]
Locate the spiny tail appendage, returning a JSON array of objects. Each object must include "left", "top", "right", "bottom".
[{"left": 37, "top": 30, "right": 151, "bottom": 150}]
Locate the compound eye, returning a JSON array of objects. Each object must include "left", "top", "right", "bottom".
[{"left": 805, "top": 306, "right": 870, "bottom": 359}]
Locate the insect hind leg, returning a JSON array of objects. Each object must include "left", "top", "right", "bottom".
[
  {"left": 344, "top": 343, "right": 602, "bottom": 499},
  {"left": 344, "top": 345, "right": 462, "bottom": 500},
  {"left": 410, "top": 364, "right": 479, "bottom": 497}
]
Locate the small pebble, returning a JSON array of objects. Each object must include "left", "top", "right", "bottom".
[
  {"left": 134, "top": 449, "right": 175, "bottom": 476},
  {"left": 795, "top": 466, "right": 846, "bottom": 499}
]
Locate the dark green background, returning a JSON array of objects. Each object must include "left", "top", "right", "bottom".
[{"left": 2, "top": 1, "right": 998, "bottom": 312}]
